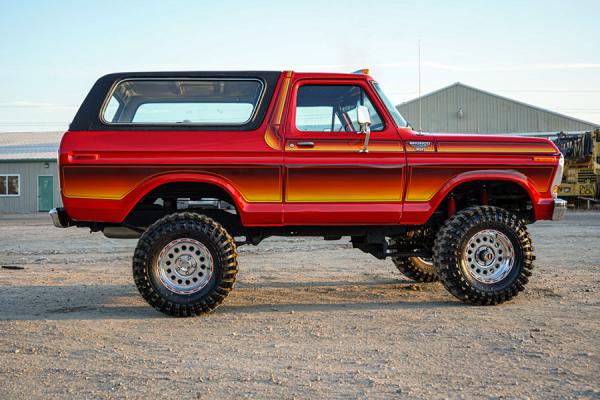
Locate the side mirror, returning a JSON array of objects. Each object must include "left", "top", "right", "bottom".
[
  {"left": 357, "top": 105, "right": 371, "bottom": 126},
  {"left": 356, "top": 105, "right": 371, "bottom": 153}
]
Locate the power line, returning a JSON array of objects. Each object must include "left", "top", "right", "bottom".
[
  {"left": 388, "top": 89, "right": 600, "bottom": 95},
  {"left": 0, "top": 105, "right": 79, "bottom": 108},
  {"left": 0, "top": 123, "right": 69, "bottom": 126},
  {"left": 492, "top": 89, "right": 600, "bottom": 93}
]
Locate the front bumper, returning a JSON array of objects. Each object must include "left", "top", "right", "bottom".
[
  {"left": 552, "top": 198, "right": 567, "bottom": 221},
  {"left": 49, "top": 207, "right": 71, "bottom": 228}
]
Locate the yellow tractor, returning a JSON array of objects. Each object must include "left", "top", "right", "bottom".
[{"left": 554, "top": 129, "right": 600, "bottom": 204}]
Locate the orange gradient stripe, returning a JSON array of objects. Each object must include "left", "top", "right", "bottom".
[
  {"left": 285, "top": 140, "right": 402, "bottom": 152},
  {"left": 286, "top": 166, "right": 404, "bottom": 202},
  {"left": 265, "top": 71, "right": 292, "bottom": 150},
  {"left": 406, "top": 166, "right": 554, "bottom": 201},
  {"left": 437, "top": 141, "right": 556, "bottom": 154},
  {"left": 62, "top": 166, "right": 282, "bottom": 202}
]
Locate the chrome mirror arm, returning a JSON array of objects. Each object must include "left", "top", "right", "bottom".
[
  {"left": 359, "top": 124, "right": 371, "bottom": 153},
  {"left": 356, "top": 105, "right": 372, "bottom": 153}
]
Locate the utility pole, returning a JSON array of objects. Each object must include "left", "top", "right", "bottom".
[{"left": 418, "top": 40, "right": 422, "bottom": 134}]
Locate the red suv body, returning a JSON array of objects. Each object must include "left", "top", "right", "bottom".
[{"left": 50, "top": 70, "right": 566, "bottom": 316}]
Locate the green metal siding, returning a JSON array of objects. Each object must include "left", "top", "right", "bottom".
[
  {"left": 0, "top": 161, "right": 61, "bottom": 213},
  {"left": 397, "top": 84, "right": 598, "bottom": 134}
]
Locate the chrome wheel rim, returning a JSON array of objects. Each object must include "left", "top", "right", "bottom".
[
  {"left": 461, "top": 229, "right": 514, "bottom": 284},
  {"left": 157, "top": 238, "right": 213, "bottom": 294},
  {"left": 415, "top": 257, "right": 433, "bottom": 266}
]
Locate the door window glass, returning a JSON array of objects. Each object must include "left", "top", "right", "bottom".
[{"left": 295, "top": 85, "right": 384, "bottom": 132}]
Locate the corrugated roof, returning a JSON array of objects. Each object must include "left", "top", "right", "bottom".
[
  {"left": 398, "top": 82, "right": 600, "bottom": 128},
  {"left": 0, "top": 131, "right": 63, "bottom": 161}
]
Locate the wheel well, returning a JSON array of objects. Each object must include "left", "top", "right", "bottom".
[
  {"left": 435, "top": 180, "right": 534, "bottom": 223},
  {"left": 124, "top": 182, "right": 243, "bottom": 234}
]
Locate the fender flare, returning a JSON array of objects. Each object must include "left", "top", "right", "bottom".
[
  {"left": 427, "top": 169, "right": 541, "bottom": 218},
  {"left": 118, "top": 171, "right": 250, "bottom": 223}
]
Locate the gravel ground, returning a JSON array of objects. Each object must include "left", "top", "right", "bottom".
[{"left": 0, "top": 212, "right": 599, "bottom": 399}]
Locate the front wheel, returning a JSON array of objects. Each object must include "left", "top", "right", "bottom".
[
  {"left": 132, "top": 212, "right": 238, "bottom": 317},
  {"left": 433, "top": 206, "right": 534, "bottom": 305}
]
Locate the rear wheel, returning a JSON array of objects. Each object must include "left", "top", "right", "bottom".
[
  {"left": 433, "top": 206, "right": 534, "bottom": 305},
  {"left": 392, "top": 256, "right": 438, "bottom": 283},
  {"left": 132, "top": 212, "right": 238, "bottom": 317}
]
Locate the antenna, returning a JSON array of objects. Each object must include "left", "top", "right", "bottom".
[{"left": 418, "top": 40, "right": 422, "bottom": 134}]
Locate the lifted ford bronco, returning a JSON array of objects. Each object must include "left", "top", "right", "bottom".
[{"left": 51, "top": 70, "right": 566, "bottom": 316}]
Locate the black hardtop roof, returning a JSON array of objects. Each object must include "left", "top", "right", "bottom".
[
  {"left": 99, "top": 70, "right": 281, "bottom": 80},
  {"left": 70, "top": 71, "right": 281, "bottom": 131}
]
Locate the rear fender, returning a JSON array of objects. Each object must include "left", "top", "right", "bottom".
[{"left": 118, "top": 172, "right": 250, "bottom": 224}]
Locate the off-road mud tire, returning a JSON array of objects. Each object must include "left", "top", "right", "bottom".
[
  {"left": 132, "top": 212, "right": 238, "bottom": 317},
  {"left": 433, "top": 206, "right": 534, "bottom": 305},
  {"left": 392, "top": 256, "right": 438, "bottom": 283}
]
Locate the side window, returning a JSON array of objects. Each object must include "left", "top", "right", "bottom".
[
  {"left": 132, "top": 103, "right": 255, "bottom": 124},
  {"left": 0, "top": 174, "right": 20, "bottom": 196},
  {"left": 295, "top": 85, "right": 384, "bottom": 132},
  {"left": 101, "top": 79, "right": 264, "bottom": 125},
  {"left": 103, "top": 96, "right": 121, "bottom": 123}
]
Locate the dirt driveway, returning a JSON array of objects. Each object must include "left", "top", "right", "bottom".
[{"left": 0, "top": 212, "right": 599, "bottom": 399}]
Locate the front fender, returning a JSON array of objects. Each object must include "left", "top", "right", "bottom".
[
  {"left": 436, "top": 169, "right": 540, "bottom": 207},
  {"left": 402, "top": 169, "right": 544, "bottom": 225}
]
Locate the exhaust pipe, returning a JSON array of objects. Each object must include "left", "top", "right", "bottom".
[{"left": 103, "top": 227, "right": 141, "bottom": 239}]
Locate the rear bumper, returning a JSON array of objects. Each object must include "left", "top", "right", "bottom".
[
  {"left": 49, "top": 207, "right": 71, "bottom": 228},
  {"left": 552, "top": 198, "right": 567, "bottom": 221}
]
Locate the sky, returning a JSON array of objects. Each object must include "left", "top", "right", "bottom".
[{"left": 1, "top": 0, "right": 599, "bottom": 132}]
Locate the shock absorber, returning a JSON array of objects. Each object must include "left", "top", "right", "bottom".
[
  {"left": 481, "top": 185, "right": 489, "bottom": 206},
  {"left": 447, "top": 193, "right": 456, "bottom": 217}
]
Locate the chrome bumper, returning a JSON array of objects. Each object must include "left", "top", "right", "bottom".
[
  {"left": 552, "top": 199, "right": 567, "bottom": 221},
  {"left": 49, "top": 207, "right": 70, "bottom": 228}
]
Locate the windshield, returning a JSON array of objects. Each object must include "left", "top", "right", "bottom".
[{"left": 371, "top": 81, "right": 408, "bottom": 127}]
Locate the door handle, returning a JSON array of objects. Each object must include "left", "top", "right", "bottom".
[{"left": 296, "top": 141, "right": 315, "bottom": 148}]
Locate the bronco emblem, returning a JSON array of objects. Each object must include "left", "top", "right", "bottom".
[{"left": 407, "top": 141, "right": 432, "bottom": 151}]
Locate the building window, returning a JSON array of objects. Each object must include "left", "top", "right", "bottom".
[{"left": 0, "top": 174, "right": 20, "bottom": 196}]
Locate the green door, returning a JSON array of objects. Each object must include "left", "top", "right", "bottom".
[{"left": 38, "top": 176, "right": 53, "bottom": 212}]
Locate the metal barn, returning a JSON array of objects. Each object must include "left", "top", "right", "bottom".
[
  {"left": 397, "top": 82, "right": 599, "bottom": 135},
  {"left": 0, "top": 132, "right": 63, "bottom": 214}
]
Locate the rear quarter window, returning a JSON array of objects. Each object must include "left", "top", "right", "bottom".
[{"left": 101, "top": 79, "right": 264, "bottom": 125}]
